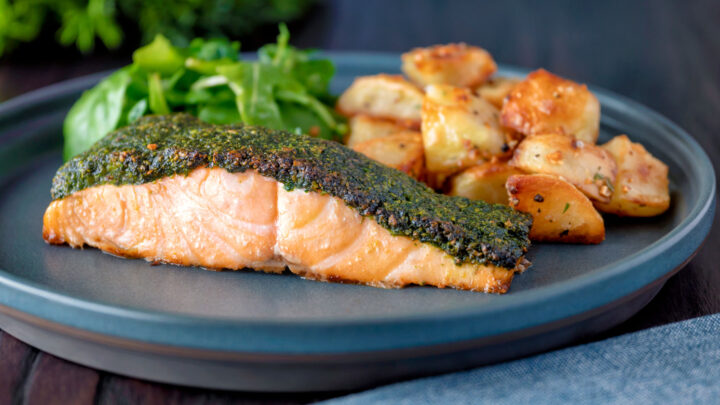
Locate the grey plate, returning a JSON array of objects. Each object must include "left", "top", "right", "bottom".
[{"left": 0, "top": 53, "right": 715, "bottom": 391}]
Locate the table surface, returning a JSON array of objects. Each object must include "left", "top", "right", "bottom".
[{"left": 1, "top": 0, "right": 719, "bottom": 403}]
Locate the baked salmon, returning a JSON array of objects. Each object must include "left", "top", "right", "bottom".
[{"left": 44, "top": 114, "right": 532, "bottom": 293}]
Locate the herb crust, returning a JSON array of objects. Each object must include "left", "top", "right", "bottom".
[{"left": 52, "top": 114, "right": 532, "bottom": 268}]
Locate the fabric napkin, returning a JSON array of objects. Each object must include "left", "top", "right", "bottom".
[{"left": 322, "top": 313, "right": 720, "bottom": 405}]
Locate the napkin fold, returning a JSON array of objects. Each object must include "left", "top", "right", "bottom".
[{"left": 323, "top": 313, "right": 720, "bottom": 405}]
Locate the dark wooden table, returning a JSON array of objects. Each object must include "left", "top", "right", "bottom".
[{"left": 1, "top": 0, "right": 718, "bottom": 403}]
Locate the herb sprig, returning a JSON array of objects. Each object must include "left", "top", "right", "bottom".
[{"left": 593, "top": 172, "right": 615, "bottom": 193}]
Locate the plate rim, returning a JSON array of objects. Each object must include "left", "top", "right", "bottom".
[{"left": 0, "top": 52, "right": 715, "bottom": 354}]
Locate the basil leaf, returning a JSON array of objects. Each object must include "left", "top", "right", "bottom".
[{"left": 62, "top": 67, "right": 132, "bottom": 160}]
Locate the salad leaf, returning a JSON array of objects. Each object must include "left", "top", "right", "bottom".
[
  {"left": 187, "top": 38, "right": 240, "bottom": 61},
  {"left": 63, "top": 67, "right": 131, "bottom": 160},
  {"left": 185, "top": 38, "right": 241, "bottom": 75},
  {"left": 197, "top": 103, "right": 241, "bottom": 125},
  {"left": 218, "top": 63, "right": 286, "bottom": 129},
  {"left": 294, "top": 59, "right": 335, "bottom": 99},
  {"left": 126, "top": 98, "right": 148, "bottom": 124},
  {"left": 278, "top": 101, "right": 331, "bottom": 138},
  {"left": 258, "top": 23, "right": 295, "bottom": 68},
  {"left": 133, "top": 35, "right": 185, "bottom": 75},
  {"left": 148, "top": 73, "right": 170, "bottom": 114},
  {"left": 218, "top": 61, "right": 342, "bottom": 139},
  {"left": 185, "top": 86, "right": 234, "bottom": 105},
  {"left": 185, "top": 58, "right": 235, "bottom": 76},
  {"left": 258, "top": 24, "right": 334, "bottom": 100},
  {"left": 276, "top": 89, "right": 342, "bottom": 139},
  {"left": 62, "top": 26, "right": 345, "bottom": 160}
]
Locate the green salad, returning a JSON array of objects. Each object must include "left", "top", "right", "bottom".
[{"left": 63, "top": 24, "right": 345, "bottom": 160}]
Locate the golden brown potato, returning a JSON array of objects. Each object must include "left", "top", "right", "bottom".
[
  {"left": 507, "top": 174, "right": 605, "bottom": 244},
  {"left": 421, "top": 84, "right": 507, "bottom": 177},
  {"left": 500, "top": 69, "right": 600, "bottom": 144},
  {"left": 594, "top": 135, "right": 670, "bottom": 216},
  {"left": 509, "top": 133, "right": 617, "bottom": 203},
  {"left": 448, "top": 161, "right": 523, "bottom": 204},
  {"left": 336, "top": 74, "right": 423, "bottom": 128},
  {"left": 477, "top": 77, "right": 521, "bottom": 109},
  {"left": 352, "top": 131, "right": 425, "bottom": 180},
  {"left": 401, "top": 43, "right": 497, "bottom": 88},
  {"left": 345, "top": 115, "right": 411, "bottom": 147}
]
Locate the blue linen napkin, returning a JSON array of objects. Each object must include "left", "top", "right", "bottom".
[{"left": 322, "top": 313, "right": 720, "bottom": 405}]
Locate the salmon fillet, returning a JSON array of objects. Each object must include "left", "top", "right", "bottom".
[
  {"left": 44, "top": 168, "right": 517, "bottom": 292},
  {"left": 46, "top": 114, "right": 532, "bottom": 293}
]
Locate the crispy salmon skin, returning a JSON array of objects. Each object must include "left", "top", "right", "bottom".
[{"left": 45, "top": 114, "right": 532, "bottom": 292}]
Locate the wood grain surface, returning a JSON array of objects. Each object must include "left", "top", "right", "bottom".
[{"left": 0, "top": 0, "right": 718, "bottom": 403}]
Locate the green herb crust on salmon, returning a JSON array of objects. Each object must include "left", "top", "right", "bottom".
[{"left": 51, "top": 114, "right": 531, "bottom": 269}]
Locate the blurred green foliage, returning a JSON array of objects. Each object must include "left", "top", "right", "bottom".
[{"left": 0, "top": 0, "right": 313, "bottom": 57}]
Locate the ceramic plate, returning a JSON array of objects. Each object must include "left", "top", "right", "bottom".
[{"left": 0, "top": 53, "right": 714, "bottom": 391}]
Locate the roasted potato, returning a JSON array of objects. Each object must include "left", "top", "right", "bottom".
[
  {"left": 507, "top": 174, "right": 605, "bottom": 244},
  {"left": 345, "top": 115, "right": 411, "bottom": 147},
  {"left": 448, "top": 161, "right": 523, "bottom": 204},
  {"left": 401, "top": 43, "right": 497, "bottom": 88},
  {"left": 501, "top": 69, "right": 600, "bottom": 144},
  {"left": 477, "top": 77, "right": 521, "bottom": 109},
  {"left": 336, "top": 74, "right": 423, "bottom": 128},
  {"left": 595, "top": 135, "right": 670, "bottom": 216},
  {"left": 421, "top": 84, "right": 507, "bottom": 177},
  {"left": 352, "top": 131, "right": 425, "bottom": 180},
  {"left": 509, "top": 133, "right": 617, "bottom": 203}
]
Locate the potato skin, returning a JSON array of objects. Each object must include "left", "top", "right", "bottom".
[
  {"left": 509, "top": 133, "right": 617, "bottom": 203},
  {"left": 402, "top": 43, "right": 497, "bottom": 88},
  {"left": 507, "top": 174, "right": 605, "bottom": 244},
  {"left": 345, "top": 115, "right": 411, "bottom": 147},
  {"left": 336, "top": 74, "right": 424, "bottom": 128},
  {"left": 449, "top": 161, "right": 523, "bottom": 205},
  {"left": 351, "top": 131, "right": 425, "bottom": 180},
  {"left": 501, "top": 69, "right": 600, "bottom": 144},
  {"left": 421, "top": 84, "right": 507, "bottom": 178},
  {"left": 477, "top": 76, "right": 521, "bottom": 109},
  {"left": 595, "top": 135, "right": 670, "bottom": 216}
]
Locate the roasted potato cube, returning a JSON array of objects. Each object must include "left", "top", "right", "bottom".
[
  {"left": 501, "top": 69, "right": 600, "bottom": 144},
  {"left": 595, "top": 135, "right": 670, "bottom": 216},
  {"left": 448, "top": 162, "right": 524, "bottom": 204},
  {"left": 509, "top": 133, "right": 617, "bottom": 203},
  {"left": 401, "top": 43, "right": 497, "bottom": 88},
  {"left": 507, "top": 174, "right": 605, "bottom": 244},
  {"left": 422, "top": 84, "right": 507, "bottom": 177},
  {"left": 345, "top": 115, "right": 411, "bottom": 147},
  {"left": 352, "top": 131, "right": 425, "bottom": 180},
  {"left": 336, "top": 74, "right": 423, "bottom": 128},
  {"left": 477, "top": 77, "right": 521, "bottom": 109}
]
